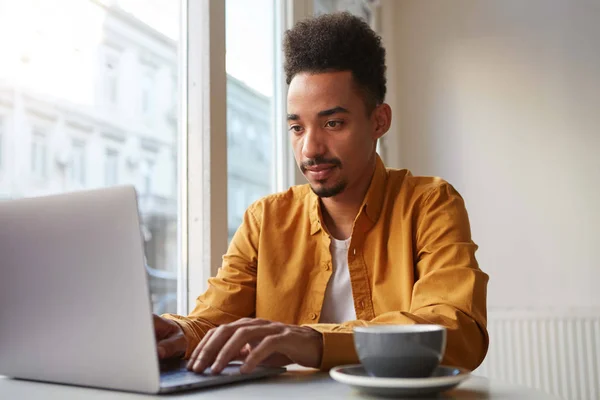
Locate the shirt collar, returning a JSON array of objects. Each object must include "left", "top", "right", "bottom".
[
  {"left": 362, "top": 154, "right": 387, "bottom": 224},
  {"left": 309, "top": 154, "right": 388, "bottom": 235}
]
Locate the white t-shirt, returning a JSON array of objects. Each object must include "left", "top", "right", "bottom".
[{"left": 319, "top": 237, "right": 357, "bottom": 324}]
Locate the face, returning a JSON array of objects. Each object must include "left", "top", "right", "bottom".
[{"left": 287, "top": 71, "right": 390, "bottom": 198}]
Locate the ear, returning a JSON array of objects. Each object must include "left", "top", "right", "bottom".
[{"left": 371, "top": 103, "right": 392, "bottom": 140}]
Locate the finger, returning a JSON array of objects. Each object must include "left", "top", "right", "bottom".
[
  {"left": 240, "top": 333, "right": 287, "bottom": 374},
  {"left": 191, "top": 320, "right": 270, "bottom": 373},
  {"left": 190, "top": 325, "right": 238, "bottom": 373},
  {"left": 228, "top": 317, "right": 259, "bottom": 326},
  {"left": 187, "top": 328, "right": 216, "bottom": 370},
  {"left": 188, "top": 319, "right": 263, "bottom": 367},
  {"left": 211, "top": 325, "right": 283, "bottom": 374},
  {"left": 157, "top": 332, "right": 186, "bottom": 360},
  {"left": 153, "top": 314, "right": 169, "bottom": 339},
  {"left": 231, "top": 344, "right": 252, "bottom": 362},
  {"left": 238, "top": 343, "right": 252, "bottom": 357}
]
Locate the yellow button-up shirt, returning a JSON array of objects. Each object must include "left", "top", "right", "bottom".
[{"left": 165, "top": 155, "right": 489, "bottom": 371}]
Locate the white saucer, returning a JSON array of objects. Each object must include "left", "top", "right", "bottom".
[{"left": 329, "top": 364, "right": 470, "bottom": 397}]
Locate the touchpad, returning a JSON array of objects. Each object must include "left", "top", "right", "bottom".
[{"left": 158, "top": 359, "right": 285, "bottom": 391}]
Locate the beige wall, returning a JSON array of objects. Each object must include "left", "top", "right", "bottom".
[{"left": 384, "top": 0, "right": 600, "bottom": 310}]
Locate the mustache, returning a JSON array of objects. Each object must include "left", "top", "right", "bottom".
[{"left": 301, "top": 157, "right": 342, "bottom": 172}]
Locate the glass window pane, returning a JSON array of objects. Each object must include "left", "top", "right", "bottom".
[
  {"left": 31, "top": 129, "right": 48, "bottom": 179},
  {"left": 0, "top": 0, "right": 181, "bottom": 314},
  {"left": 0, "top": 115, "right": 4, "bottom": 171},
  {"left": 314, "top": 0, "right": 373, "bottom": 21},
  {"left": 105, "top": 148, "right": 119, "bottom": 187},
  {"left": 226, "top": 0, "right": 276, "bottom": 241},
  {"left": 70, "top": 139, "right": 86, "bottom": 186}
]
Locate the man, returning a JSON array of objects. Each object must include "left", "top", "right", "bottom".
[{"left": 153, "top": 12, "right": 489, "bottom": 375}]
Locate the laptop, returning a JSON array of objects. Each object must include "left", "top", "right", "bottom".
[{"left": 0, "top": 185, "right": 285, "bottom": 394}]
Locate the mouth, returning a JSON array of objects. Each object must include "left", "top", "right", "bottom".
[{"left": 304, "top": 164, "right": 337, "bottom": 181}]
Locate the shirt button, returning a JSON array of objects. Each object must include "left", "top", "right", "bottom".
[
  {"left": 358, "top": 300, "right": 365, "bottom": 309},
  {"left": 323, "top": 262, "right": 331, "bottom": 271},
  {"left": 309, "top": 312, "right": 317, "bottom": 320}
]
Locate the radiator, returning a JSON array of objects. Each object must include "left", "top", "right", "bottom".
[{"left": 474, "top": 310, "right": 600, "bottom": 400}]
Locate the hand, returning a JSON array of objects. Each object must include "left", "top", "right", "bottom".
[
  {"left": 186, "top": 318, "right": 323, "bottom": 375},
  {"left": 154, "top": 314, "right": 188, "bottom": 360}
]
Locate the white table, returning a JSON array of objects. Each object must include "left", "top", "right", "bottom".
[{"left": 0, "top": 367, "right": 560, "bottom": 399}]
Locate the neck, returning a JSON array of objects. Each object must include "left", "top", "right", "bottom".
[{"left": 320, "top": 154, "right": 377, "bottom": 240}]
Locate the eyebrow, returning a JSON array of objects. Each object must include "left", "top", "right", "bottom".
[{"left": 287, "top": 106, "right": 350, "bottom": 121}]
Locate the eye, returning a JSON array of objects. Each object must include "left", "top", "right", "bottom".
[
  {"left": 325, "top": 120, "right": 344, "bottom": 129},
  {"left": 288, "top": 125, "right": 303, "bottom": 134}
]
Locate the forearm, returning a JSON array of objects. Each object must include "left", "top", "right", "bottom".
[
  {"left": 162, "top": 293, "right": 254, "bottom": 359},
  {"left": 161, "top": 313, "right": 216, "bottom": 359}
]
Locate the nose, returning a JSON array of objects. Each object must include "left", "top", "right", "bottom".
[{"left": 301, "top": 128, "right": 326, "bottom": 160}]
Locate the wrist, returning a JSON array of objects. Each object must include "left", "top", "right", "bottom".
[
  {"left": 168, "top": 319, "right": 189, "bottom": 356},
  {"left": 305, "top": 327, "right": 324, "bottom": 368}
]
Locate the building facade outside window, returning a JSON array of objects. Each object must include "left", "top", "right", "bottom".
[
  {"left": 0, "top": 116, "right": 4, "bottom": 171},
  {"left": 70, "top": 139, "right": 86, "bottom": 186},
  {"left": 105, "top": 148, "right": 119, "bottom": 187},
  {"left": 103, "top": 47, "right": 121, "bottom": 107},
  {"left": 0, "top": 0, "right": 181, "bottom": 314},
  {"left": 31, "top": 129, "right": 47, "bottom": 180}
]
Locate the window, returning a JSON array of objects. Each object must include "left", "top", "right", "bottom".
[
  {"left": 171, "top": 74, "right": 178, "bottom": 114},
  {"left": 314, "top": 0, "right": 374, "bottom": 23},
  {"left": 226, "top": 0, "right": 277, "bottom": 242},
  {"left": 228, "top": 186, "right": 245, "bottom": 238},
  {"left": 228, "top": 112, "right": 242, "bottom": 146},
  {"left": 246, "top": 125, "right": 257, "bottom": 141},
  {"left": 104, "top": 148, "right": 119, "bottom": 186},
  {"left": 0, "top": 116, "right": 4, "bottom": 171},
  {"left": 103, "top": 49, "right": 120, "bottom": 106},
  {"left": 31, "top": 129, "right": 47, "bottom": 179},
  {"left": 141, "top": 64, "right": 157, "bottom": 115},
  {"left": 0, "top": 1, "right": 182, "bottom": 314},
  {"left": 142, "top": 158, "right": 155, "bottom": 196},
  {"left": 70, "top": 139, "right": 86, "bottom": 186}
]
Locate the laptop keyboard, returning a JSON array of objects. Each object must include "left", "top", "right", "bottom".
[{"left": 161, "top": 365, "right": 242, "bottom": 384}]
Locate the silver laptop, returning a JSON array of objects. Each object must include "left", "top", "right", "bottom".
[{"left": 0, "top": 186, "right": 285, "bottom": 394}]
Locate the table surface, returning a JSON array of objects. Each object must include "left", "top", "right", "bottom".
[{"left": 0, "top": 366, "right": 560, "bottom": 399}]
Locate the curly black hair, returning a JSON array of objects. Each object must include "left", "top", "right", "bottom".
[{"left": 283, "top": 12, "right": 386, "bottom": 113}]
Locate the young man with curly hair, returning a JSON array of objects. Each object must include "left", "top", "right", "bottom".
[{"left": 153, "top": 12, "right": 489, "bottom": 374}]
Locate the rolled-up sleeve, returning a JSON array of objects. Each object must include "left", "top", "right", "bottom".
[{"left": 162, "top": 206, "right": 261, "bottom": 358}]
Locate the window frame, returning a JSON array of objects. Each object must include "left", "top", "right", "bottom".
[
  {"left": 182, "top": 0, "right": 303, "bottom": 314},
  {"left": 181, "top": 0, "right": 228, "bottom": 314}
]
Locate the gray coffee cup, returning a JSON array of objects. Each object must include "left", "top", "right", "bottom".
[{"left": 353, "top": 325, "right": 447, "bottom": 378}]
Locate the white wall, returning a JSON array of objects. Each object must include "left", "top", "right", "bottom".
[{"left": 387, "top": 0, "right": 600, "bottom": 310}]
